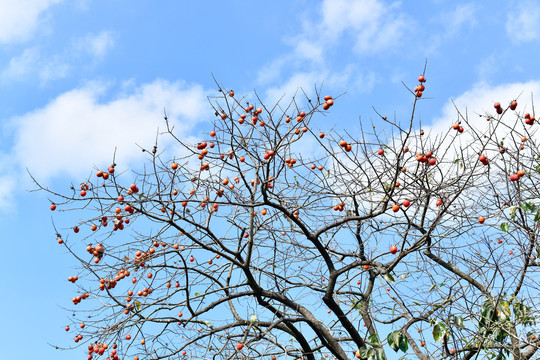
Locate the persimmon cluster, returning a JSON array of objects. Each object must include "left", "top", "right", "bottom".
[
  {"left": 86, "top": 243, "right": 105, "bottom": 264},
  {"left": 71, "top": 291, "right": 89, "bottom": 305},
  {"left": 415, "top": 151, "right": 437, "bottom": 166},
  {"left": 339, "top": 140, "right": 352, "bottom": 152},
  {"left": 415, "top": 75, "right": 426, "bottom": 98},
  {"left": 524, "top": 112, "right": 535, "bottom": 125}
]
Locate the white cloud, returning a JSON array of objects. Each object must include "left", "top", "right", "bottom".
[
  {"left": 408, "top": 81, "right": 540, "bottom": 189},
  {"left": 506, "top": 0, "right": 540, "bottom": 42},
  {"left": 1, "top": 48, "right": 40, "bottom": 79},
  {"left": 1, "top": 31, "right": 115, "bottom": 84},
  {"left": 10, "top": 79, "right": 209, "bottom": 182},
  {"left": 1, "top": 47, "right": 70, "bottom": 84},
  {"left": 325, "top": 80, "right": 540, "bottom": 216},
  {"left": 303, "top": 0, "right": 410, "bottom": 56},
  {"left": 263, "top": 65, "right": 375, "bottom": 104},
  {"left": 264, "top": 71, "right": 322, "bottom": 105},
  {"left": 444, "top": 3, "right": 477, "bottom": 34},
  {"left": 403, "top": 80, "right": 540, "bottom": 216},
  {"left": 425, "top": 3, "right": 477, "bottom": 55},
  {"left": 0, "top": 0, "right": 62, "bottom": 44},
  {"left": 76, "top": 31, "right": 116, "bottom": 59},
  {"left": 432, "top": 81, "right": 540, "bottom": 134},
  {"left": 0, "top": 155, "right": 16, "bottom": 209},
  {"left": 257, "top": 0, "right": 408, "bottom": 98},
  {"left": 475, "top": 54, "right": 498, "bottom": 83}
]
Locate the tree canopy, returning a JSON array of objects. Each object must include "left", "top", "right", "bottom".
[{"left": 42, "top": 73, "right": 540, "bottom": 360}]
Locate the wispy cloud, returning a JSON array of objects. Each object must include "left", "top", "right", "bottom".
[
  {"left": 1, "top": 31, "right": 116, "bottom": 85},
  {"left": 263, "top": 65, "right": 375, "bottom": 104},
  {"left": 475, "top": 54, "right": 498, "bottom": 83},
  {"left": 1, "top": 47, "right": 70, "bottom": 84},
  {"left": 75, "top": 31, "right": 116, "bottom": 60},
  {"left": 444, "top": 3, "right": 477, "bottom": 35},
  {"left": 0, "top": 154, "right": 16, "bottom": 209},
  {"left": 506, "top": 0, "right": 540, "bottom": 42},
  {"left": 315, "top": 0, "right": 409, "bottom": 54},
  {"left": 258, "top": 0, "right": 408, "bottom": 99},
  {"left": 425, "top": 3, "right": 477, "bottom": 54}
]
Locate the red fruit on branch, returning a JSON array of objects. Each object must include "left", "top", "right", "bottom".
[{"left": 479, "top": 155, "right": 488, "bottom": 165}]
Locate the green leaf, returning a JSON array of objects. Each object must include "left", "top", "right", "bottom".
[
  {"left": 513, "top": 300, "right": 535, "bottom": 325},
  {"left": 455, "top": 316, "right": 464, "bottom": 329},
  {"left": 493, "top": 328, "right": 507, "bottom": 342},
  {"left": 522, "top": 202, "right": 537, "bottom": 212},
  {"left": 383, "top": 273, "right": 395, "bottom": 283},
  {"left": 375, "top": 347, "right": 386, "bottom": 360},
  {"left": 367, "top": 348, "right": 377, "bottom": 360},
  {"left": 481, "top": 300, "right": 492, "bottom": 318},
  {"left": 499, "top": 300, "right": 511, "bottom": 319},
  {"left": 508, "top": 206, "right": 518, "bottom": 220},
  {"left": 367, "top": 333, "right": 381, "bottom": 347},
  {"left": 500, "top": 222, "right": 509, "bottom": 232},
  {"left": 429, "top": 284, "right": 437, "bottom": 291},
  {"left": 387, "top": 330, "right": 400, "bottom": 352},
  {"left": 134, "top": 300, "right": 141, "bottom": 311},
  {"left": 398, "top": 333, "right": 408, "bottom": 352},
  {"left": 433, "top": 323, "right": 443, "bottom": 342},
  {"left": 358, "top": 346, "right": 368, "bottom": 358}
]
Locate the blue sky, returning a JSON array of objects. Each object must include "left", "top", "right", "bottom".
[{"left": 1, "top": 0, "right": 540, "bottom": 359}]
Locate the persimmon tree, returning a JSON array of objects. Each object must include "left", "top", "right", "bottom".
[{"left": 40, "top": 72, "right": 540, "bottom": 360}]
